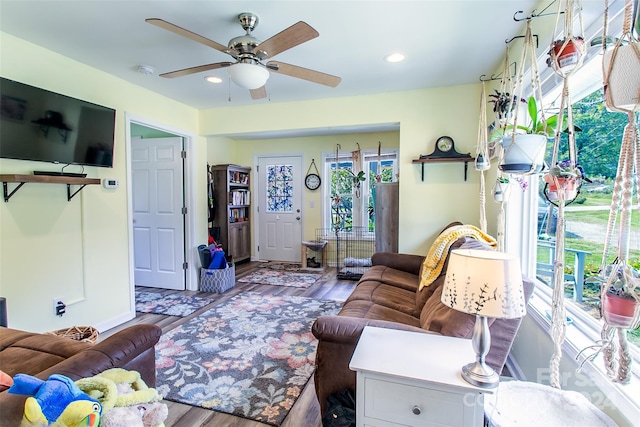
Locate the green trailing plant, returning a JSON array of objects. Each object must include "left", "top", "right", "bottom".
[{"left": 490, "top": 96, "right": 558, "bottom": 142}]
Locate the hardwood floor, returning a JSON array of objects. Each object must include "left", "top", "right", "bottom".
[{"left": 101, "top": 261, "right": 356, "bottom": 427}]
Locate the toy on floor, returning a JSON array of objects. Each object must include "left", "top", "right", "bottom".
[
  {"left": 76, "top": 368, "right": 167, "bottom": 427},
  {"left": 8, "top": 373, "right": 102, "bottom": 427}
]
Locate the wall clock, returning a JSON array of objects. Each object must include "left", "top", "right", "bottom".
[
  {"left": 305, "top": 159, "right": 321, "bottom": 190},
  {"left": 420, "top": 136, "right": 471, "bottom": 159},
  {"left": 305, "top": 173, "right": 321, "bottom": 190}
]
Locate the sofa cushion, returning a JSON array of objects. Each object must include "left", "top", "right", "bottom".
[
  {"left": 359, "top": 265, "right": 419, "bottom": 293},
  {"left": 339, "top": 300, "right": 421, "bottom": 327},
  {"left": 0, "top": 330, "right": 92, "bottom": 377},
  {"left": 346, "top": 281, "right": 418, "bottom": 316}
]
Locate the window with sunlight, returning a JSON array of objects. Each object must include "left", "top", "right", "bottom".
[
  {"left": 323, "top": 150, "right": 397, "bottom": 232},
  {"left": 535, "top": 87, "right": 639, "bottom": 350}
]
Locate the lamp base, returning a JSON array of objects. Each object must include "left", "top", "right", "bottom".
[{"left": 462, "top": 361, "right": 499, "bottom": 388}]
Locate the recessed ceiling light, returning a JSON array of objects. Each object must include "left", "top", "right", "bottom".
[
  {"left": 385, "top": 53, "right": 405, "bottom": 63},
  {"left": 205, "top": 76, "right": 223, "bottom": 84}
]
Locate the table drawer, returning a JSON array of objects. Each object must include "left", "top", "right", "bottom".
[{"left": 363, "top": 377, "right": 474, "bottom": 426}]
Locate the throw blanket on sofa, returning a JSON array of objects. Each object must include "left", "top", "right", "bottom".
[{"left": 418, "top": 225, "right": 497, "bottom": 291}]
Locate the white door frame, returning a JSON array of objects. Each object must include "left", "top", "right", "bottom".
[
  {"left": 125, "top": 113, "right": 199, "bottom": 309},
  {"left": 253, "top": 153, "right": 305, "bottom": 261}
]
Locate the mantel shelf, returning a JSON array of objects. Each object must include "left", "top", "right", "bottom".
[
  {"left": 412, "top": 156, "right": 475, "bottom": 181},
  {"left": 0, "top": 174, "right": 101, "bottom": 202}
]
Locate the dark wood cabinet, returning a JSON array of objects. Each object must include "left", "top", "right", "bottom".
[{"left": 211, "top": 164, "right": 251, "bottom": 262}]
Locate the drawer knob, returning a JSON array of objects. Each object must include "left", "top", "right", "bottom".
[{"left": 412, "top": 405, "right": 421, "bottom": 415}]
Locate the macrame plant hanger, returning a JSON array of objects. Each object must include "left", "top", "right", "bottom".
[
  {"left": 492, "top": 46, "right": 518, "bottom": 251},
  {"left": 501, "top": 19, "right": 548, "bottom": 177},
  {"left": 476, "top": 81, "right": 490, "bottom": 234},
  {"left": 583, "top": 0, "right": 640, "bottom": 385},
  {"left": 545, "top": 0, "right": 586, "bottom": 390}
]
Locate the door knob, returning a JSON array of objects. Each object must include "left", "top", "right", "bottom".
[
  {"left": 296, "top": 209, "right": 301, "bottom": 213},
  {"left": 296, "top": 216, "right": 301, "bottom": 220},
  {"left": 412, "top": 405, "right": 421, "bottom": 415}
]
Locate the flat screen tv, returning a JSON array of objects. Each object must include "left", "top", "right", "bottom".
[{"left": 0, "top": 77, "right": 116, "bottom": 168}]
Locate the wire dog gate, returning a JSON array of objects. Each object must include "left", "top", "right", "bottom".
[{"left": 316, "top": 227, "right": 374, "bottom": 280}]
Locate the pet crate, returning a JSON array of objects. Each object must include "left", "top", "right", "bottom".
[{"left": 316, "top": 227, "right": 374, "bottom": 280}]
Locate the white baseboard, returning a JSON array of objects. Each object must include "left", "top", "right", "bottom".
[{"left": 93, "top": 311, "right": 135, "bottom": 334}]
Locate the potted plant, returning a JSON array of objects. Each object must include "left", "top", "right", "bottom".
[
  {"left": 543, "top": 160, "right": 587, "bottom": 202},
  {"left": 488, "top": 90, "right": 526, "bottom": 125},
  {"left": 491, "top": 96, "right": 558, "bottom": 174},
  {"left": 602, "top": 264, "right": 640, "bottom": 329},
  {"left": 547, "top": 37, "right": 585, "bottom": 71},
  {"left": 492, "top": 176, "right": 511, "bottom": 202}
]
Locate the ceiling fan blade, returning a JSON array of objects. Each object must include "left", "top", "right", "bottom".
[
  {"left": 267, "top": 61, "right": 341, "bottom": 87},
  {"left": 255, "top": 21, "right": 318, "bottom": 59},
  {"left": 250, "top": 86, "right": 268, "bottom": 99},
  {"left": 146, "top": 18, "right": 238, "bottom": 57},
  {"left": 160, "top": 62, "right": 232, "bottom": 78}
]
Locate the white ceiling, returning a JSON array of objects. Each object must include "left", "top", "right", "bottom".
[{"left": 0, "top": 1, "right": 605, "bottom": 111}]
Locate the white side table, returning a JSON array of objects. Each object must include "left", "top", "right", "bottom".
[{"left": 349, "top": 326, "right": 491, "bottom": 427}]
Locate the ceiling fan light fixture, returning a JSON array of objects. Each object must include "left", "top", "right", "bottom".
[
  {"left": 205, "top": 76, "right": 223, "bottom": 84},
  {"left": 228, "top": 63, "right": 269, "bottom": 90}
]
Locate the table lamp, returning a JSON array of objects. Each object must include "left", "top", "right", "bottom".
[{"left": 441, "top": 249, "right": 526, "bottom": 388}]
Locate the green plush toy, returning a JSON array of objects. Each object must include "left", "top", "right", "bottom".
[{"left": 76, "top": 369, "right": 167, "bottom": 427}]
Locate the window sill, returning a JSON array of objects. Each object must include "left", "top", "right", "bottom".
[{"left": 527, "top": 282, "right": 640, "bottom": 423}]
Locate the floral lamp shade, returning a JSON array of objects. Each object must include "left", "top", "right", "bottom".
[{"left": 442, "top": 249, "right": 526, "bottom": 319}]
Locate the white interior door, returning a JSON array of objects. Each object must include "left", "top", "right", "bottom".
[
  {"left": 257, "top": 156, "right": 303, "bottom": 262},
  {"left": 132, "top": 137, "right": 185, "bottom": 290}
]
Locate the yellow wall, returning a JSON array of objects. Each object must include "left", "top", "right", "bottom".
[
  {"left": 229, "top": 131, "right": 399, "bottom": 243},
  {"left": 200, "top": 86, "right": 499, "bottom": 256},
  {"left": 0, "top": 32, "right": 203, "bottom": 332}
]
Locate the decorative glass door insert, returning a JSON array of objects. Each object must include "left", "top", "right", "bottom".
[{"left": 266, "top": 164, "right": 294, "bottom": 212}]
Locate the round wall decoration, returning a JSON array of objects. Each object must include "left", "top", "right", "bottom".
[{"left": 305, "top": 159, "right": 321, "bottom": 190}]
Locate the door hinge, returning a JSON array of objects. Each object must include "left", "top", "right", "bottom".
[
  {"left": 257, "top": 245, "right": 259, "bottom": 252},
  {"left": 182, "top": 206, "right": 187, "bottom": 215},
  {"left": 183, "top": 262, "right": 188, "bottom": 270},
  {"left": 181, "top": 150, "right": 187, "bottom": 159}
]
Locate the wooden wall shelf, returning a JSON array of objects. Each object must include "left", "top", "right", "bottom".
[
  {"left": 0, "top": 174, "right": 101, "bottom": 202},
  {"left": 412, "top": 156, "right": 475, "bottom": 181}
]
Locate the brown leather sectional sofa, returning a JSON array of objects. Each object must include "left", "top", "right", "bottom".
[
  {"left": 0, "top": 324, "right": 161, "bottom": 426},
  {"left": 312, "top": 230, "right": 534, "bottom": 414}
]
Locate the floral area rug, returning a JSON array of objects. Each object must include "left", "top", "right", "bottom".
[
  {"left": 238, "top": 269, "right": 322, "bottom": 288},
  {"left": 155, "top": 292, "right": 343, "bottom": 426},
  {"left": 135, "top": 291, "right": 214, "bottom": 317}
]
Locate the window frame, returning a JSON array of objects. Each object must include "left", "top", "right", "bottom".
[
  {"left": 321, "top": 149, "right": 398, "bottom": 234},
  {"left": 505, "top": 0, "right": 640, "bottom": 419}
]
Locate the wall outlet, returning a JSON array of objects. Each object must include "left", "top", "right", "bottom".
[{"left": 53, "top": 298, "right": 66, "bottom": 317}]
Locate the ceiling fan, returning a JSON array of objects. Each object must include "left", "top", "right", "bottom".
[{"left": 146, "top": 13, "right": 341, "bottom": 99}]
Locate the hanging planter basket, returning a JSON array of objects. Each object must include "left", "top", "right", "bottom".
[
  {"left": 499, "top": 134, "right": 547, "bottom": 174},
  {"left": 475, "top": 153, "right": 490, "bottom": 171},
  {"left": 548, "top": 37, "right": 585, "bottom": 72},
  {"left": 603, "top": 291, "right": 640, "bottom": 328},
  {"left": 601, "top": 264, "right": 640, "bottom": 329},
  {"left": 603, "top": 41, "right": 640, "bottom": 111},
  {"left": 543, "top": 173, "right": 581, "bottom": 203},
  {"left": 492, "top": 180, "right": 511, "bottom": 202}
]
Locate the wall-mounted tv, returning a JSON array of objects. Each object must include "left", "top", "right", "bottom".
[{"left": 0, "top": 77, "right": 116, "bottom": 168}]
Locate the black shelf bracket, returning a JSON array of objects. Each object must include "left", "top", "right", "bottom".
[
  {"left": 3, "top": 182, "right": 26, "bottom": 202},
  {"left": 67, "top": 183, "right": 89, "bottom": 201}
]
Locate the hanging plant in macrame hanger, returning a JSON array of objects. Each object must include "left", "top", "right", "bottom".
[
  {"left": 577, "top": 0, "right": 640, "bottom": 385},
  {"left": 476, "top": 81, "right": 491, "bottom": 234},
  {"left": 493, "top": 20, "right": 556, "bottom": 176},
  {"left": 543, "top": 0, "right": 587, "bottom": 391}
]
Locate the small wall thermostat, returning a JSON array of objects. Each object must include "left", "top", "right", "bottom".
[{"left": 103, "top": 178, "right": 119, "bottom": 189}]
